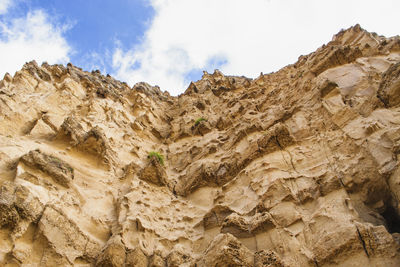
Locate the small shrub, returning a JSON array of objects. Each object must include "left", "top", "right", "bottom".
[
  {"left": 194, "top": 117, "right": 207, "bottom": 126},
  {"left": 148, "top": 151, "right": 164, "bottom": 165}
]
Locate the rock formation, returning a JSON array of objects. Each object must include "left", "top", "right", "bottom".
[{"left": 1, "top": 25, "right": 400, "bottom": 266}]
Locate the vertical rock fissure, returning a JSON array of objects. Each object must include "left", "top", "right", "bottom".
[{"left": 356, "top": 226, "right": 370, "bottom": 258}]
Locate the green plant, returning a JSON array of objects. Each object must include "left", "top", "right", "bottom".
[
  {"left": 194, "top": 117, "right": 207, "bottom": 126},
  {"left": 148, "top": 151, "right": 164, "bottom": 165}
]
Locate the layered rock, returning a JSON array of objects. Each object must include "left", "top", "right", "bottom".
[{"left": 1, "top": 25, "right": 400, "bottom": 266}]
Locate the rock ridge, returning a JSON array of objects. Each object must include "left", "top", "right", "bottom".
[{"left": 1, "top": 24, "right": 400, "bottom": 266}]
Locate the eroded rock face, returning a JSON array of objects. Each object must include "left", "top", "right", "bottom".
[
  {"left": 96, "top": 236, "right": 126, "bottom": 267},
  {"left": 1, "top": 25, "right": 400, "bottom": 266},
  {"left": 378, "top": 62, "right": 400, "bottom": 107},
  {"left": 20, "top": 149, "right": 74, "bottom": 188},
  {"left": 201, "top": 233, "right": 254, "bottom": 267}
]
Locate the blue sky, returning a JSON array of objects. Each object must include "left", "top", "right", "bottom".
[
  {"left": 0, "top": 0, "right": 399, "bottom": 95},
  {"left": 1, "top": 0, "right": 154, "bottom": 73},
  {"left": 31, "top": 0, "right": 155, "bottom": 71}
]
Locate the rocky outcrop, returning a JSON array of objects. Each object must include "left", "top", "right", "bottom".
[
  {"left": 20, "top": 149, "right": 74, "bottom": 188},
  {"left": 1, "top": 25, "right": 400, "bottom": 266},
  {"left": 378, "top": 62, "right": 400, "bottom": 107},
  {"left": 202, "top": 233, "right": 254, "bottom": 267}
]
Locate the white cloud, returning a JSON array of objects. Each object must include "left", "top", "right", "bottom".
[
  {"left": 79, "top": 50, "right": 109, "bottom": 74},
  {"left": 0, "top": 9, "right": 71, "bottom": 77},
  {"left": 0, "top": 0, "right": 12, "bottom": 15},
  {"left": 112, "top": 0, "right": 400, "bottom": 95}
]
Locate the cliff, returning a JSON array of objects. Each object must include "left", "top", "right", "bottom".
[{"left": 1, "top": 25, "right": 400, "bottom": 266}]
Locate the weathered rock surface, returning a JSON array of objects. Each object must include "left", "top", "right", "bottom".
[{"left": 1, "top": 25, "right": 400, "bottom": 266}]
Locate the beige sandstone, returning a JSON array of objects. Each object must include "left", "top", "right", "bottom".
[{"left": 1, "top": 25, "right": 400, "bottom": 266}]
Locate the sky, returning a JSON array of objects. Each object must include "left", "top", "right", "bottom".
[{"left": 0, "top": 0, "right": 399, "bottom": 95}]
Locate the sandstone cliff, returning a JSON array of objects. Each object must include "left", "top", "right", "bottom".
[{"left": 1, "top": 25, "right": 400, "bottom": 266}]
